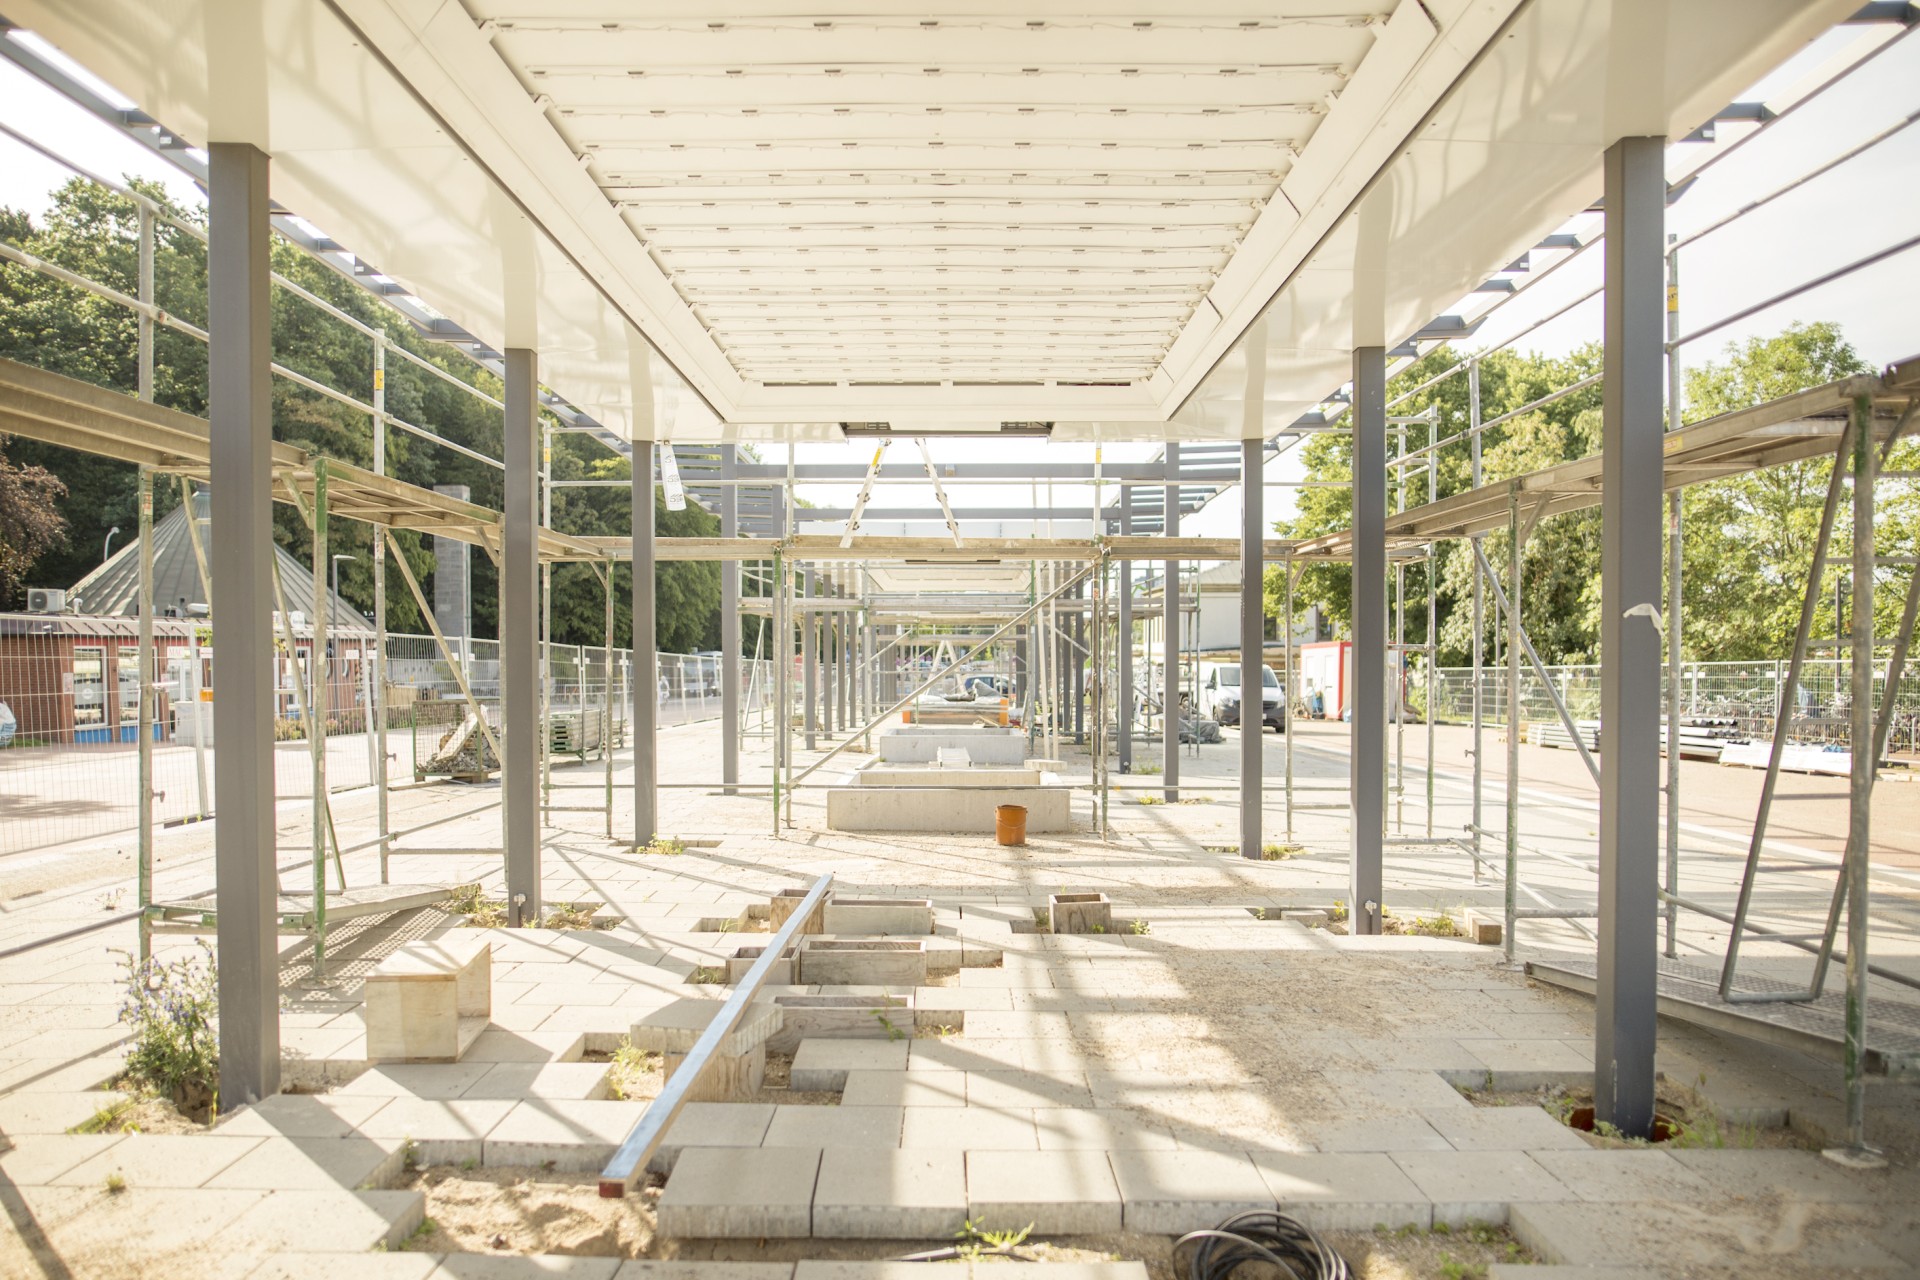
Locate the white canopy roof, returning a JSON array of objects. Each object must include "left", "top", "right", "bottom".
[{"left": 10, "top": 0, "right": 1846, "bottom": 441}]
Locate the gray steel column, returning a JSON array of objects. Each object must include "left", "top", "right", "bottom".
[
  {"left": 802, "top": 572, "right": 817, "bottom": 750},
  {"left": 1238, "top": 436, "right": 1265, "bottom": 859},
  {"left": 1164, "top": 443, "right": 1180, "bottom": 801},
  {"left": 721, "top": 445, "right": 740, "bottom": 793},
  {"left": 1349, "top": 345, "right": 1386, "bottom": 927},
  {"left": 1842, "top": 393, "right": 1876, "bottom": 1155},
  {"left": 1595, "top": 135, "right": 1665, "bottom": 1138},
  {"left": 1118, "top": 490, "right": 1133, "bottom": 773},
  {"left": 209, "top": 141, "right": 278, "bottom": 1107},
  {"left": 1073, "top": 584, "right": 1086, "bottom": 744},
  {"left": 632, "top": 444, "right": 659, "bottom": 843},
  {"left": 503, "top": 349, "right": 540, "bottom": 924}
]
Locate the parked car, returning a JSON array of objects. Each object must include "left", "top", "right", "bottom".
[{"left": 1196, "top": 661, "right": 1285, "bottom": 733}]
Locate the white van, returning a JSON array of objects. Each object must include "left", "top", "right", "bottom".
[{"left": 1196, "top": 661, "right": 1285, "bottom": 733}]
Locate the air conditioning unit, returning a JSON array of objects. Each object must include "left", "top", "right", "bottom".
[{"left": 25, "top": 588, "right": 65, "bottom": 614}]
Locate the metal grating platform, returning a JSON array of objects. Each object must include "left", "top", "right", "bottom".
[
  {"left": 1528, "top": 956, "right": 1920, "bottom": 1079},
  {"left": 149, "top": 884, "right": 453, "bottom": 933}
]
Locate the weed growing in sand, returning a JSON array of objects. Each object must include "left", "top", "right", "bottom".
[
  {"left": 113, "top": 939, "right": 219, "bottom": 1119},
  {"left": 643, "top": 834, "right": 687, "bottom": 856}
]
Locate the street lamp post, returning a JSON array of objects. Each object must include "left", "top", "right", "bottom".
[
  {"left": 104, "top": 526, "right": 121, "bottom": 562},
  {"left": 331, "top": 554, "right": 357, "bottom": 607}
]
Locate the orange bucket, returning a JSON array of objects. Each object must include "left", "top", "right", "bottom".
[{"left": 995, "top": 804, "right": 1028, "bottom": 846}]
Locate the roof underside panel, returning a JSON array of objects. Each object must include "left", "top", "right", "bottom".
[{"left": 5, "top": 0, "right": 1852, "bottom": 439}]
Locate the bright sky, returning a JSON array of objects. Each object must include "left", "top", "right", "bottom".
[{"left": 2, "top": 22, "right": 1917, "bottom": 551}]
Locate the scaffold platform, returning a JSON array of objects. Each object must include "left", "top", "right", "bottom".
[{"left": 147, "top": 884, "right": 454, "bottom": 934}]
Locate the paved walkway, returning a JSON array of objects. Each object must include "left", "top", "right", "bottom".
[{"left": 3, "top": 721, "right": 1918, "bottom": 1277}]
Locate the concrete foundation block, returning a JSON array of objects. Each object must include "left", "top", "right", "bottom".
[
  {"left": 663, "top": 1042, "right": 767, "bottom": 1103},
  {"left": 823, "top": 898, "right": 935, "bottom": 936},
  {"left": 1109, "top": 1150, "right": 1276, "bottom": 1234},
  {"left": 727, "top": 945, "right": 798, "bottom": 985},
  {"left": 799, "top": 940, "right": 928, "bottom": 987},
  {"left": 1464, "top": 911, "right": 1503, "bottom": 946},
  {"left": 814, "top": 1149, "right": 967, "bottom": 1239},
  {"left": 1251, "top": 1152, "right": 1433, "bottom": 1231},
  {"left": 766, "top": 995, "right": 914, "bottom": 1054},
  {"left": 790, "top": 1040, "right": 910, "bottom": 1091},
  {"left": 631, "top": 998, "right": 783, "bottom": 1057},
  {"left": 877, "top": 728, "right": 1027, "bottom": 765},
  {"left": 966, "top": 1149, "right": 1123, "bottom": 1235},
  {"left": 826, "top": 780, "right": 1072, "bottom": 834},
  {"left": 1048, "top": 893, "right": 1113, "bottom": 935},
  {"left": 657, "top": 1146, "right": 821, "bottom": 1239},
  {"left": 363, "top": 937, "right": 492, "bottom": 1065},
  {"left": 1281, "top": 909, "right": 1330, "bottom": 929},
  {"left": 770, "top": 889, "right": 826, "bottom": 935}
]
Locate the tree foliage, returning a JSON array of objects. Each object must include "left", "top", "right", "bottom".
[
  {"left": 0, "top": 177, "right": 721, "bottom": 649},
  {"left": 0, "top": 432, "right": 67, "bottom": 598},
  {"left": 1265, "top": 322, "right": 1901, "bottom": 666}
]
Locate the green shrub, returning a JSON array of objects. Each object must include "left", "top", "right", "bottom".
[{"left": 115, "top": 940, "right": 219, "bottom": 1118}]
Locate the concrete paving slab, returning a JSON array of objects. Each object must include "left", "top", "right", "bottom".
[
  {"left": 1509, "top": 1200, "right": 1912, "bottom": 1272},
  {"left": 790, "top": 1040, "right": 910, "bottom": 1091},
  {"left": 0, "top": 1089, "right": 131, "bottom": 1135},
  {"left": 907, "top": 1038, "right": 1026, "bottom": 1072},
  {"left": 1486, "top": 1268, "right": 1663, "bottom": 1280},
  {"left": 212, "top": 1186, "right": 424, "bottom": 1253},
  {"left": 218, "top": 1093, "right": 393, "bottom": 1139},
  {"left": 358, "top": 1097, "right": 516, "bottom": 1165},
  {"left": 964, "top": 1070, "right": 1093, "bottom": 1110},
  {"left": 432, "top": 1255, "right": 621, "bottom": 1277},
  {"left": 657, "top": 1146, "right": 822, "bottom": 1239},
  {"left": 462, "top": 1062, "right": 613, "bottom": 1101},
  {"left": 613, "top": 1264, "right": 794, "bottom": 1280},
  {"left": 338, "top": 1062, "right": 497, "bottom": 1099},
  {"left": 1664, "top": 1148, "right": 1890, "bottom": 1202},
  {"left": 485, "top": 1100, "right": 646, "bottom": 1172},
  {"left": 966, "top": 1149, "right": 1123, "bottom": 1235},
  {"left": 901, "top": 1105, "right": 1038, "bottom": 1151},
  {"left": 1108, "top": 1150, "right": 1275, "bottom": 1234},
  {"left": 764, "top": 1105, "right": 903, "bottom": 1149},
  {"left": 0, "top": 1133, "right": 124, "bottom": 1187},
  {"left": 1457, "top": 1038, "right": 1592, "bottom": 1079},
  {"left": 1033, "top": 1108, "right": 1178, "bottom": 1150},
  {"left": 463, "top": 1030, "right": 588, "bottom": 1062},
  {"left": 206, "top": 1134, "right": 406, "bottom": 1191},
  {"left": 1250, "top": 1152, "right": 1432, "bottom": 1231},
  {"left": 1390, "top": 1150, "right": 1578, "bottom": 1226},
  {"left": 652, "top": 1102, "right": 777, "bottom": 1174},
  {"left": 1419, "top": 1106, "right": 1591, "bottom": 1152},
  {"left": 52, "top": 1133, "right": 262, "bottom": 1189},
  {"left": 1297, "top": 1115, "right": 1451, "bottom": 1153},
  {"left": 1523, "top": 1149, "right": 1718, "bottom": 1203},
  {"left": 246, "top": 1252, "right": 442, "bottom": 1279},
  {"left": 841, "top": 1070, "right": 967, "bottom": 1107},
  {"left": 814, "top": 1148, "right": 967, "bottom": 1239}
]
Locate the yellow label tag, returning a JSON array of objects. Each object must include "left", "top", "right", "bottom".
[
  {"left": 199, "top": 689, "right": 214, "bottom": 702},
  {"left": 373, "top": 369, "right": 385, "bottom": 390},
  {"left": 1666, "top": 285, "right": 1678, "bottom": 313},
  {"left": 1664, "top": 433, "right": 1685, "bottom": 454}
]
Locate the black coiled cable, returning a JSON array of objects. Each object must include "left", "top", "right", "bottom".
[{"left": 1175, "top": 1209, "right": 1352, "bottom": 1280}]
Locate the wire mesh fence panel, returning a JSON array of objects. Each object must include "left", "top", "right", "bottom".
[{"left": 1425, "top": 656, "right": 1920, "bottom": 754}]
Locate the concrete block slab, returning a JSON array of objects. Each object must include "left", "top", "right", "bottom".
[
  {"left": 657, "top": 1146, "right": 821, "bottom": 1239},
  {"left": 966, "top": 1149, "right": 1122, "bottom": 1235},
  {"left": 790, "top": 1040, "right": 910, "bottom": 1091},
  {"left": 463, "top": 1030, "right": 587, "bottom": 1063},
  {"left": 814, "top": 1149, "right": 967, "bottom": 1239},
  {"left": 767, "top": 995, "right": 914, "bottom": 1054},
  {"left": 206, "top": 1134, "right": 406, "bottom": 1191},
  {"left": 651, "top": 1102, "right": 776, "bottom": 1175},
  {"left": 764, "top": 1105, "right": 904, "bottom": 1150},
  {"left": 631, "top": 998, "right": 783, "bottom": 1056},
  {"left": 1458, "top": 1039, "right": 1592, "bottom": 1078},
  {"left": 1049, "top": 894, "right": 1113, "bottom": 935},
  {"left": 484, "top": 1100, "right": 644, "bottom": 1172},
  {"left": 1390, "top": 1150, "right": 1577, "bottom": 1226},
  {"left": 52, "top": 1133, "right": 261, "bottom": 1189},
  {"left": 1251, "top": 1152, "right": 1432, "bottom": 1231},
  {"left": 728, "top": 945, "right": 798, "bottom": 986},
  {"left": 1297, "top": 1115, "right": 1451, "bottom": 1153},
  {"left": 842, "top": 1070, "right": 966, "bottom": 1108},
  {"left": 664, "top": 1043, "right": 767, "bottom": 1103},
  {"left": 800, "top": 940, "right": 927, "bottom": 987},
  {"left": 1034, "top": 1108, "right": 1178, "bottom": 1151},
  {"left": 1109, "top": 1150, "right": 1275, "bottom": 1234},
  {"left": 901, "top": 1105, "right": 1038, "bottom": 1151},
  {"left": 823, "top": 899, "right": 935, "bottom": 936},
  {"left": 1420, "top": 1106, "right": 1591, "bottom": 1152},
  {"left": 337, "top": 1062, "right": 495, "bottom": 1099}
]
